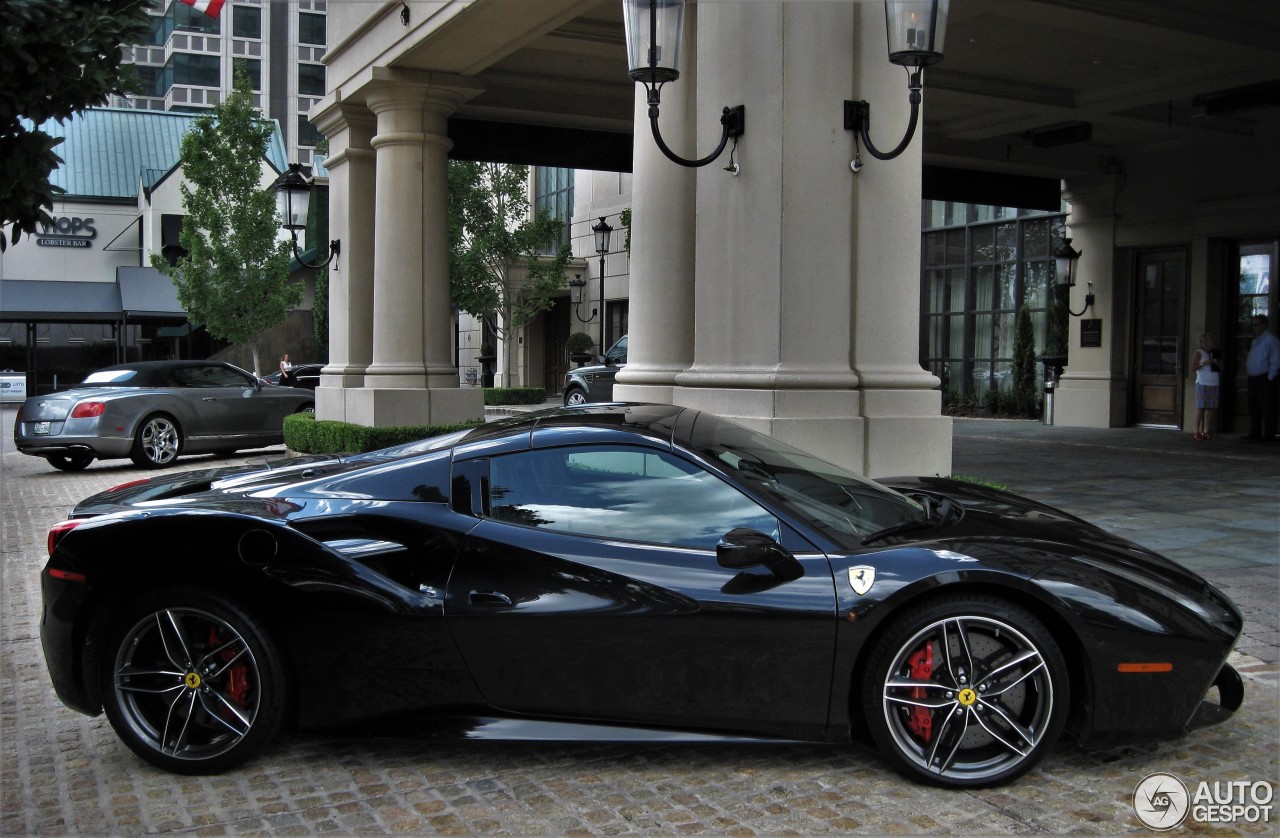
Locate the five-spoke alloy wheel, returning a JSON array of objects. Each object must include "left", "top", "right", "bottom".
[
  {"left": 864, "top": 596, "right": 1069, "bottom": 788},
  {"left": 101, "top": 587, "right": 287, "bottom": 774},
  {"left": 131, "top": 414, "right": 182, "bottom": 468}
]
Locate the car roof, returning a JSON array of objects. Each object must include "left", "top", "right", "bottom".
[{"left": 450, "top": 403, "right": 693, "bottom": 457}]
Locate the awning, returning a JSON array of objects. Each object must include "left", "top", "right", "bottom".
[
  {"left": 117, "top": 267, "right": 185, "bottom": 319},
  {"left": 0, "top": 279, "right": 123, "bottom": 322}
]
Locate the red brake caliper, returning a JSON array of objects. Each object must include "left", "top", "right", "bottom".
[
  {"left": 905, "top": 643, "right": 934, "bottom": 742},
  {"left": 210, "top": 627, "right": 251, "bottom": 707}
]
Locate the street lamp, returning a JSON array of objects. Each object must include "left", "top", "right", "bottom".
[
  {"left": 622, "top": 0, "right": 745, "bottom": 172},
  {"left": 593, "top": 217, "right": 614, "bottom": 345},
  {"left": 1055, "top": 237, "right": 1094, "bottom": 316},
  {"left": 272, "top": 163, "right": 340, "bottom": 270},
  {"left": 843, "top": 0, "right": 949, "bottom": 169}
]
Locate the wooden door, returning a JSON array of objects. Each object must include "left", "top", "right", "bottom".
[{"left": 1133, "top": 250, "right": 1187, "bottom": 426}]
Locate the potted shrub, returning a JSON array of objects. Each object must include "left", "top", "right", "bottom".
[{"left": 566, "top": 332, "right": 595, "bottom": 365}]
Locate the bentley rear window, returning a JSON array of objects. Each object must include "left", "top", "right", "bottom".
[{"left": 82, "top": 370, "right": 140, "bottom": 385}]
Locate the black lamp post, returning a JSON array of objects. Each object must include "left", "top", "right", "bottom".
[
  {"left": 1055, "top": 237, "right": 1094, "bottom": 316},
  {"left": 622, "top": 0, "right": 745, "bottom": 172},
  {"left": 272, "top": 163, "right": 340, "bottom": 269},
  {"left": 844, "top": 0, "right": 949, "bottom": 169},
  {"left": 593, "top": 216, "right": 614, "bottom": 344}
]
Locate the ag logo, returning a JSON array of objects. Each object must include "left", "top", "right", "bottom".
[
  {"left": 848, "top": 565, "right": 875, "bottom": 596},
  {"left": 1133, "top": 772, "right": 1189, "bottom": 830}
]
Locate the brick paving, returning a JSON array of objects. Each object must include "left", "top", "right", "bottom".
[{"left": 2, "top": 408, "right": 1277, "bottom": 835}]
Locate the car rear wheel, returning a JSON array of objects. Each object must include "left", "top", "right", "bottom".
[
  {"left": 100, "top": 586, "right": 288, "bottom": 774},
  {"left": 863, "top": 595, "right": 1069, "bottom": 788},
  {"left": 131, "top": 414, "right": 182, "bottom": 468},
  {"left": 564, "top": 387, "right": 587, "bottom": 406},
  {"left": 46, "top": 453, "right": 93, "bottom": 472}
]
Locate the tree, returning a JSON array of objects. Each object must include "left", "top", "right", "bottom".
[
  {"left": 0, "top": 0, "right": 153, "bottom": 251},
  {"left": 448, "top": 161, "right": 572, "bottom": 385},
  {"left": 1011, "top": 303, "right": 1039, "bottom": 417},
  {"left": 152, "top": 71, "right": 298, "bottom": 375}
]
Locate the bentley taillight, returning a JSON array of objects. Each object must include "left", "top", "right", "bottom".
[
  {"left": 70, "top": 401, "right": 106, "bottom": 419},
  {"left": 47, "top": 519, "right": 84, "bottom": 558}
]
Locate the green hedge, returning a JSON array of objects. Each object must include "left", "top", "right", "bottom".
[
  {"left": 483, "top": 387, "right": 546, "bottom": 405},
  {"left": 284, "top": 413, "right": 484, "bottom": 455}
]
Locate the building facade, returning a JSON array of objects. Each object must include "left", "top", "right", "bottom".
[{"left": 112, "top": 0, "right": 328, "bottom": 166}]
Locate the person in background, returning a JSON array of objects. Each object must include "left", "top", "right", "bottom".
[
  {"left": 1244, "top": 314, "right": 1280, "bottom": 442},
  {"left": 280, "top": 353, "right": 293, "bottom": 383},
  {"left": 1192, "top": 333, "right": 1219, "bottom": 441}
]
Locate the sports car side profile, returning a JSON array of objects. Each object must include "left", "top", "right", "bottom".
[
  {"left": 40, "top": 404, "right": 1243, "bottom": 787},
  {"left": 14, "top": 360, "right": 314, "bottom": 471}
]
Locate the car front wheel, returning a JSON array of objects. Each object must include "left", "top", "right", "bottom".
[
  {"left": 46, "top": 453, "right": 93, "bottom": 472},
  {"left": 131, "top": 414, "right": 182, "bottom": 468},
  {"left": 863, "top": 595, "right": 1069, "bottom": 788},
  {"left": 564, "top": 387, "right": 587, "bottom": 406},
  {"left": 100, "top": 586, "right": 288, "bottom": 774}
]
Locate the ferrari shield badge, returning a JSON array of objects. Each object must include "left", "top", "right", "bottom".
[{"left": 848, "top": 565, "right": 876, "bottom": 596}]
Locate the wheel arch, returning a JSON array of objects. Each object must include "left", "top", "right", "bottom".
[{"left": 843, "top": 579, "right": 1092, "bottom": 743}]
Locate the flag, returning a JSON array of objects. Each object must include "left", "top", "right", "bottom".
[{"left": 179, "top": 0, "right": 226, "bottom": 19}]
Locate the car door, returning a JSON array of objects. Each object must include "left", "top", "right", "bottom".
[
  {"left": 593, "top": 335, "right": 627, "bottom": 401},
  {"left": 170, "top": 364, "right": 266, "bottom": 440},
  {"left": 445, "top": 442, "right": 838, "bottom": 740}
]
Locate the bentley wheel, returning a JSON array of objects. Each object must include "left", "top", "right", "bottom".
[
  {"left": 100, "top": 587, "right": 287, "bottom": 774},
  {"left": 46, "top": 453, "right": 93, "bottom": 472},
  {"left": 564, "top": 388, "right": 587, "bottom": 406},
  {"left": 864, "top": 596, "right": 1068, "bottom": 788},
  {"left": 131, "top": 415, "right": 182, "bottom": 468}
]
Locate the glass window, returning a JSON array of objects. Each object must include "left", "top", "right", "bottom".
[
  {"left": 298, "top": 63, "right": 325, "bottom": 96},
  {"left": 299, "top": 12, "right": 326, "bottom": 45},
  {"left": 171, "top": 364, "right": 253, "bottom": 388},
  {"left": 233, "top": 6, "right": 261, "bottom": 38},
  {"left": 487, "top": 445, "right": 777, "bottom": 550},
  {"left": 534, "top": 167, "right": 574, "bottom": 254},
  {"left": 233, "top": 58, "right": 260, "bottom": 90},
  {"left": 298, "top": 115, "right": 322, "bottom": 147},
  {"left": 162, "top": 53, "right": 220, "bottom": 88}
]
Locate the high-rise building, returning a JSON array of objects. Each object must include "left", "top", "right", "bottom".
[{"left": 110, "top": 0, "right": 327, "bottom": 166}]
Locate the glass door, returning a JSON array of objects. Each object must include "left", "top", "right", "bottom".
[{"left": 1133, "top": 249, "right": 1187, "bottom": 426}]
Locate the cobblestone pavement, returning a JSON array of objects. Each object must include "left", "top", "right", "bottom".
[{"left": 2, "top": 408, "right": 1277, "bottom": 835}]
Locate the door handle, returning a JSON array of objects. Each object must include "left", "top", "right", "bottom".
[
  {"left": 202, "top": 397, "right": 216, "bottom": 401},
  {"left": 469, "top": 590, "right": 513, "bottom": 607}
]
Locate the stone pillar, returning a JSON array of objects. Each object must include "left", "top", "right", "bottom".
[
  {"left": 611, "top": 5, "right": 698, "bottom": 405},
  {"left": 1055, "top": 175, "right": 1126, "bottom": 428},
  {"left": 311, "top": 100, "right": 375, "bottom": 422},
  {"left": 347, "top": 69, "right": 484, "bottom": 427},
  {"left": 848, "top": 1, "right": 951, "bottom": 476}
]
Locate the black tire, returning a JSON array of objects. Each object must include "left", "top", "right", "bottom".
[
  {"left": 862, "top": 595, "right": 1069, "bottom": 788},
  {"left": 130, "top": 414, "right": 182, "bottom": 468},
  {"left": 46, "top": 453, "right": 93, "bottom": 472},
  {"left": 564, "top": 387, "right": 587, "bottom": 406},
  {"left": 99, "top": 586, "right": 288, "bottom": 775}
]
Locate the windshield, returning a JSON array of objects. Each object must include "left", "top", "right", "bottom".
[{"left": 686, "top": 413, "right": 924, "bottom": 551}]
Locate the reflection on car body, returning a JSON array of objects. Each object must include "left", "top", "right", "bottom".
[
  {"left": 39, "top": 404, "right": 1243, "bottom": 788},
  {"left": 13, "top": 360, "right": 314, "bottom": 471}
]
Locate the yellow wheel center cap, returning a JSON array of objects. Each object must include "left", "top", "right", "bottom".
[
  {"left": 957, "top": 688, "right": 977, "bottom": 706},
  {"left": 184, "top": 672, "right": 202, "bottom": 689}
]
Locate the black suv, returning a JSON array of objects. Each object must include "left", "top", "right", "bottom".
[{"left": 563, "top": 335, "right": 627, "bottom": 405}]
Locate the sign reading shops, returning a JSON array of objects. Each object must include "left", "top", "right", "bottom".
[{"left": 35, "top": 216, "right": 96, "bottom": 249}]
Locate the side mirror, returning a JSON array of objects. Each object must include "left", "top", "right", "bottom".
[{"left": 716, "top": 528, "right": 803, "bottom": 580}]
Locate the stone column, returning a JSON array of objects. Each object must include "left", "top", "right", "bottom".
[
  {"left": 1055, "top": 175, "right": 1126, "bottom": 428},
  {"left": 611, "top": 4, "right": 698, "bottom": 405},
  {"left": 310, "top": 100, "right": 375, "bottom": 423},
  {"left": 347, "top": 69, "right": 484, "bottom": 427}
]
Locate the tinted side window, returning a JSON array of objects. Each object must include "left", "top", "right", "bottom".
[
  {"left": 487, "top": 445, "right": 776, "bottom": 549},
  {"left": 171, "top": 365, "right": 252, "bottom": 388}
]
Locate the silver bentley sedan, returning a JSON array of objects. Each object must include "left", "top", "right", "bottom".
[{"left": 13, "top": 360, "right": 314, "bottom": 471}]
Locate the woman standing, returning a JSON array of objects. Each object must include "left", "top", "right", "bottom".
[{"left": 1192, "top": 333, "right": 1220, "bottom": 440}]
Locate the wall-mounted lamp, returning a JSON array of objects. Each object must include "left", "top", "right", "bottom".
[
  {"left": 272, "top": 163, "right": 340, "bottom": 270},
  {"left": 1055, "top": 237, "right": 1094, "bottom": 316},
  {"left": 844, "top": 0, "right": 949, "bottom": 171},
  {"left": 570, "top": 274, "right": 596, "bottom": 323},
  {"left": 622, "top": 0, "right": 745, "bottom": 173}
]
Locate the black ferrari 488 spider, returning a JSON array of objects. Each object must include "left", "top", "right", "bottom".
[{"left": 40, "top": 404, "right": 1243, "bottom": 787}]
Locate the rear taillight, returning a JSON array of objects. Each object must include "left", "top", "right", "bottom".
[
  {"left": 48, "top": 519, "right": 84, "bottom": 558},
  {"left": 70, "top": 401, "right": 106, "bottom": 419}
]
